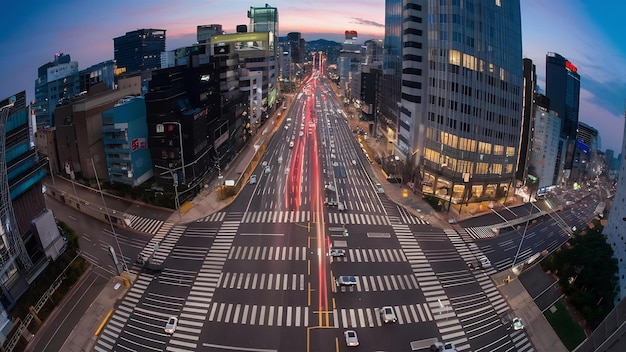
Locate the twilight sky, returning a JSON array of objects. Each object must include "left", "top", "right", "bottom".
[{"left": 1, "top": 0, "right": 625, "bottom": 151}]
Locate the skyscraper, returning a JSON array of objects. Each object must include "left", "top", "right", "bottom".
[
  {"left": 545, "top": 52, "right": 581, "bottom": 183},
  {"left": 113, "top": 29, "right": 166, "bottom": 74},
  {"left": 380, "top": 0, "right": 403, "bottom": 135},
  {"left": 516, "top": 58, "right": 537, "bottom": 184},
  {"left": 1, "top": 91, "right": 60, "bottom": 311},
  {"left": 398, "top": 0, "right": 523, "bottom": 208}
]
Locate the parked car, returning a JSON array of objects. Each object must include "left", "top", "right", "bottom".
[
  {"left": 249, "top": 175, "right": 257, "bottom": 184},
  {"left": 381, "top": 306, "right": 397, "bottom": 323},
  {"left": 164, "top": 317, "right": 178, "bottom": 334},
  {"left": 344, "top": 330, "right": 359, "bottom": 347},
  {"left": 336, "top": 276, "right": 357, "bottom": 287},
  {"left": 329, "top": 248, "right": 346, "bottom": 257}
]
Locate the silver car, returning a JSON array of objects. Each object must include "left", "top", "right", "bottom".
[
  {"left": 164, "top": 317, "right": 178, "bottom": 334},
  {"left": 381, "top": 306, "right": 397, "bottom": 323},
  {"left": 344, "top": 330, "right": 359, "bottom": 347},
  {"left": 329, "top": 248, "right": 346, "bottom": 257}
]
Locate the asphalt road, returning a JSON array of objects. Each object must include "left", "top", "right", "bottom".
[
  {"left": 93, "top": 72, "right": 533, "bottom": 352},
  {"left": 478, "top": 194, "right": 601, "bottom": 272},
  {"left": 30, "top": 269, "right": 109, "bottom": 352}
]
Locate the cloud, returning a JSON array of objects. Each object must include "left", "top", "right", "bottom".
[{"left": 350, "top": 17, "right": 384, "bottom": 28}]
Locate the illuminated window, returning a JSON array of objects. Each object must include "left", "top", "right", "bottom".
[
  {"left": 476, "top": 162, "right": 489, "bottom": 174},
  {"left": 493, "top": 145, "right": 504, "bottom": 155},
  {"left": 449, "top": 50, "right": 461, "bottom": 65},
  {"left": 496, "top": 0, "right": 501, "bottom": 6},
  {"left": 492, "top": 164, "right": 503, "bottom": 174},
  {"left": 478, "top": 141, "right": 491, "bottom": 154},
  {"left": 506, "top": 146, "right": 515, "bottom": 157},
  {"left": 505, "top": 164, "right": 513, "bottom": 173},
  {"left": 463, "top": 54, "right": 477, "bottom": 71}
]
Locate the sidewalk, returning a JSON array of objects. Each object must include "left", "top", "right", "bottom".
[
  {"left": 25, "top": 272, "right": 130, "bottom": 352},
  {"left": 495, "top": 274, "right": 569, "bottom": 352}
]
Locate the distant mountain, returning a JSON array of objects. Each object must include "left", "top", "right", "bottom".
[
  {"left": 306, "top": 39, "right": 342, "bottom": 64},
  {"left": 307, "top": 39, "right": 341, "bottom": 47}
]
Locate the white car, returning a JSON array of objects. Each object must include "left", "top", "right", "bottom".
[
  {"left": 329, "top": 248, "right": 346, "bottom": 257},
  {"left": 299, "top": 131, "right": 304, "bottom": 137},
  {"left": 344, "top": 330, "right": 359, "bottom": 347},
  {"left": 249, "top": 175, "right": 257, "bottom": 185},
  {"left": 512, "top": 317, "right": 524, "bottom": 330},
  {"left": 375, "top": 183, "right": 384, "bottom": 193},
  {"left": 336, "top": 276, "right": 357, "bottom": 286},
  {"left": 289, "top": 141, "right": 294, "bottom": 148},
  {"left": 164, "top": 317, "right": 178, "bottom": 334},
  {"left": 381, "top": 306, "right": 397, "bottom": 323},
  {"left": 264, "top": 166, "right": 271, "bottom": 174},
  {"left": 479, "top": 257, "right": 491, "bottom": 268}
]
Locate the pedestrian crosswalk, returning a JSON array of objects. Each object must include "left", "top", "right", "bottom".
[
  {"left": 126, "top": 214, "right": 168, "bottom": 235},
  {"left": 218, "top": 273, "right": 306, "bottom": 291},
  {"left": 334, "top": 303, "right": 434, "bottom": 328},
  {"left": 167, "top": 220, "right": 238, "bottom": 350},
  {"left": 208, "top": 303, "right": 309, "bottom": 327},
  {"left": 327, "top": 212, "right": 390, "bottom": 225},
  {"left": 194, "top": 210, "right": 426, "bottom": 226},
  {"left": 335, "top": 274, "right": 420, "bottom": 292},
  {"left": 228, "top": 246, "right": 307, "bottom": 261},
  {"left": 198, "top": 211, "right": 227, "bottom": 222},
  {"left": 331, "top": 248, "right": 406, "bottom": 263},
  {"left": 243, "top": 210, "right": 311, "bottom": 223},
  {"left": 398, "top": 206, "right": 429, "bottom": 225},
  {"left": 392, "top": 222, "right": 471, "bottom": 351},
  {"left": 464, "top": 226, "right": 498, "bottom": 240}
]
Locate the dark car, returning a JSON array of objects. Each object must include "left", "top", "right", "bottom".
[{"left": 144, "top": 260, "right": 163, "bottom": 273}]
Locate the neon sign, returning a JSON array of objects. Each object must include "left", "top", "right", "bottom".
[{"left": 565, "top": 60, "right": 578, "bottom": 73}]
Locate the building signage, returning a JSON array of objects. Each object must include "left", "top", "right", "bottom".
[
  {"left": 565, "top": 60, "right": 578, "bottom": 73},
  {"left": 131, "top": 138, "right": 147, "bottom": 152}
]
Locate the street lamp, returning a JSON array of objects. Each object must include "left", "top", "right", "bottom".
[
  {"left": 154, "top": 165, "right": 182, "bottom": 220},
  {"left": 90, "top": 158, "right": 129, "bottom": 275}
]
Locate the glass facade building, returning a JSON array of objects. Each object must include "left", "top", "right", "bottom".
[
  {"left": 545, "top": 52, "right": 580, "bottom": 179},
  {"left": 114, "top": 29, "right": 166, "bottom": 74},
  {"left": 380, "top": 0, "right": 403, "bottom": 133},
  {"left": 0, "top": 91, "right": 49, "bottom": 310},
  {"left": 398, "top": 0, "right": 523, "bottom": 206}
]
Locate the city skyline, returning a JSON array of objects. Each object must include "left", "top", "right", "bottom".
[{"left": 1, "top": 0, "right": 625, "bottom": 151}]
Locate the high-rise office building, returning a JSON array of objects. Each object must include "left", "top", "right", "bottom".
[
  {"left": 338, "top": 30, "right": 361, "bottom": 99},
  {"left": 114, "top": 29, "right": 166, "bottom": 74},
  {"left": 0, "top": 91, "right": 62, "bottom": 313},
  {"left": 529, "top": 100, "right": 561, "bottom": 190},
  {"left": 33, "top": 53, "right": 80, "bottom": 128},
  {"left": 399, "top": 0, "right": 523, "bottom": 208},
  {"left": 603, "top": 113, "right": 626, "bottom": 300},
  {"left": 379, "top": 0, "right": 403, "bottom": 154},
  {"left": 248, "top": 4, "right": 279, "bottom": 106},
  {"left": 545, "top": 52, "right": 581, "bottom": 183},
  {"left": 517, "top": 58, "right": 537, "bottom": 184}
]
